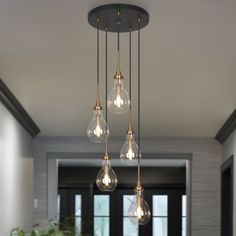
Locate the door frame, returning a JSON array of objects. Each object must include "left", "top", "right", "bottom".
[
  {"left": 221, "top": 155, "right": 234, "bottom": 236},
  {"left": 47, "top": 152, "right": 192, "bottom": 236}
]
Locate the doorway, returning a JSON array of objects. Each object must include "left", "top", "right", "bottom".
[
  {"left": 221, "top": 156, "right": 233, "bottom": 236},
  {"left": 47, "top": 153, "right": 192, "bottom": 235},
  {"left": 59, "top": 184, "right": 186, "bottom": 236},
  {"left": 58, "top": 165, "right": 187, "bottom": 236}
]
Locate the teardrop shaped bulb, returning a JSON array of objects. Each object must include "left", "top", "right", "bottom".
[
  {"left": 120, "top": 132, "right": 139, "bottom": 166},
  {"left": 128, "top": 187, "right": 151, "bottom": 225},
  {"left": 96, "top": 159, "right": 118, "bottom": 192},
  {"left": 108, "top": 79, "right": 130, "bottom": 114},
  {"left": 87, "top": 108, "right": 109, "bottom": 143}
]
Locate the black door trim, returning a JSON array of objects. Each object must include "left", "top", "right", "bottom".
[{"left": 221, "top": 155, "right": 233, "bottom": 236}]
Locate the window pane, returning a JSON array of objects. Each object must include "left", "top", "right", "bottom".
[
  {"left": 182, "top": 217, "right": 186, "bottom": 236},
  {"left": 75, "top": 216, "right": 81, "bottom": 235},
  {"left": 94, "top": 217, "right": 109, "bottom": 236},
  {"left": 57, "top": 195, "right": 60, "bottom": 222},
  {"left": 123, "top": 217, "right": 138, "bottom": 236},
  {"left": 94, "top": 195, "right": 110, "bottom": 216},
  {"left": 75, "top": 195, "right": 81, "bottom": 216},
  {"left": 153, "top": 218, "right": 168, "bottom": 236},
  {"left": 182, "top": 195, "right": 187, "bottom": 217},
  {"left": 123, "top": 195, "right": 135, "bottom": 216},
  {"left": 153, "top": 195, "right": 168, "bottom": 216}
]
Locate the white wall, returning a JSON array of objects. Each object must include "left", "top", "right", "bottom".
[
  {"left": 222, "top": 130, "right": 236, "bottom": 236},
  {"left": 0, "top": 103, "right": 33, "bottom": 236}
]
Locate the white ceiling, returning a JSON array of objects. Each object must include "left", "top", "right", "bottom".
[{"left": 0, "top": 0, "right": 236, "bottom": 137}]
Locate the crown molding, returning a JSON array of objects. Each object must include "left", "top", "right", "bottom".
[
  {"left": 215, "top": 109, "right": 236, "bottom": 144},
  {"left": 0, "top": 78, "right": 40, "bottom": 137}
]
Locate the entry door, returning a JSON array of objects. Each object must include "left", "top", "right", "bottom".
[
  {"left": 59, "top": 185, "right": 185, "bottom": 236},
  {"left": 116, "top": 188, "right": 185, "bottom": 236},
  {"left": 59, "top": 186, "right": 93, "bottom": 235}
]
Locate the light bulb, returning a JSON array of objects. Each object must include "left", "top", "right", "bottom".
[
  {"left": 96, "top": 158, "right": 118, "bottom": 192},
  {"left": 87, "top": 106, "right": 109, "bottom": 143},
  {"left": 120, "top": 131, "right": 139, "bottom": 166},
  {"left": 108, "top": 79, "right": 130, "bottom": 114},
  {"left": 128, "top": 186, "right": 151, "bottom": 225}
]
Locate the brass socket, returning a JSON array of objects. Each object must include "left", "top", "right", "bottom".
[
  {"left": 103, "top": 153, "right": 110, "bottom": 161},
  {"left": 127, "top": 128, "right": 134, "bottom": 135},
  {"left": 135, "top": 185, "right": 144, "bottom": 192},
  {"left": 94, "top": 101, "right": 103, "bottom": 110},
  {"left": 114, "top": 70, "right": 124, "bottom": 80}
]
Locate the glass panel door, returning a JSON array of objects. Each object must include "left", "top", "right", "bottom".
[
  {"left": 57, "top": 195, "right": 60, "bottom": 222},
  {"left": 59, "top": 186, "right": 185, "bottom": 236},
  {"left": 94, "top": 195, "right": 110, "bottom": 236},
  {"left": 75, "top": 195, "right": 82, "bottom": 235},
  {"left": 123, "top": 195, "right": 138, "bottom": 236},
  {"left": 182, "top": 195, "right": 187, "bottom": 236},
  {"left": 152, "top": 195, "right": 168, "bottom": 236}
]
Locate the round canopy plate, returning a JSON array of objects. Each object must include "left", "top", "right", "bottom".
[{"left": 88, "top": 4, "right": 149, "bottom": 32}]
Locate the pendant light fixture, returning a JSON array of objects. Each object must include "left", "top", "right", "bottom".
[
  {"left": 128, "top": 23, "right": 151, "bottom": 225},
  {"left": 107, "top": 14, "right": 130, "bottom": 115},
  {"left": 120, "top": 29, "right": 139, "bottom": 166},
  {"left": 87, "top": 17, "right": 109, "bottom": 143},
  {"left": 96, "top": 28, "right": 118, "bottom": 192},
  {"left": 88, "top": 6, "right": 150, "bottom": 219}
]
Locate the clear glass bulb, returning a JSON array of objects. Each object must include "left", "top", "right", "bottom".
[
  {"left": 120, "top": 132, "right": 139, "bottom": 166},
  {"left": 96, "top": 158, "right": 118, "bottom": 192},
  {"left": 108, "top": 79, "right": 130, "bottom": 114},
  {"left": 87, "top": 108, "right": 109, "bottom": 143},
  {"left": 128, "top": 187, "right": 151, "bottom": 225}
]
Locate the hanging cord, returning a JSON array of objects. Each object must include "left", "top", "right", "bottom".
[
  {"left": 137, "top": 19, "right": 141, "bottom": 186},
  {"left": 105, "top": 27, "right": 108, "bottom": 155},
  {"left": 117, "top": 12, "right": 121, "bottom": 73},
  {"left": 128, "top": 28, "right": 132, "bottom": 130},
  {"left": 118, "top": 25, "right": 120, "bottom": 51},
  {"left": 96, "top": 17, "right": 100, "bottom": 103}
]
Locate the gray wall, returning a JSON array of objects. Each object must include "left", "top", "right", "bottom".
[
  {"left": 33, "top": 136, "right": 222, "bottom": 236},
  {"left": 222, "top": 130, "right": 236, "bottom": 236},
  {"left": 0, "top": 103, "right": 33, "bottom": 235}
]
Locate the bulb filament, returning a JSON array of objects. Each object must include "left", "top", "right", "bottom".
[
  {"left": 94, "top": 114, "right": 103, "bottom": 137},
  {"left": 126, "top": 139, "right": 135, "bottom": 160},
  {"left": 135, "top": 196, "right": 144, "bottom": 219},
  {"left": 114, "top": 83, "right": 124, "bottom": 108},
  {"left": 102, "top": 164, "right": 111, "bottom": 186}
]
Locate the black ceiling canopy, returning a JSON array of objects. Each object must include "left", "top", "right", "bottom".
[{"left": 88, "top": 4, "right": 149, "bottom": 32}]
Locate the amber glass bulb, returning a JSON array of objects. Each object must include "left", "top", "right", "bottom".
[
  {"left": 96, "top": 158, "right": 118, "bottom": 192},
  {"left": 128, "top": 186, "right": 151, "bottom": 225},
  {"left": 108, "top": 79, "right": 130, "bottom": 114},
  {"left": 120, "top": 132, "right": 139, "bottom": 166},
  {"left": 87, "top": 107, "right": 109, "bottom": 143}
]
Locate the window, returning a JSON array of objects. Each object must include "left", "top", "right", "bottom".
[
  {"left": 94, "top": 195, "right": 110, "bottom": 236},
  {"left": 123, "top": 195, "right": 138, "bottom": 236},
  {"left": 182, "top": 195, "right": 187, "bottom": 236},
  {"left": 57, "top": 195, "right": 60, "bottom": 222},
  {"left": 152, "top": 195, "right": 168, "bottom": 236},
  {"left": 75, "top": 195, "right": 82, "bottom": 235}
]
